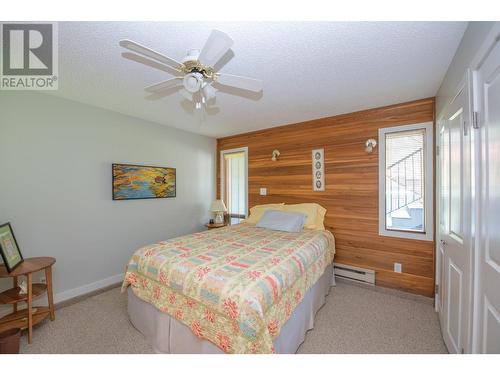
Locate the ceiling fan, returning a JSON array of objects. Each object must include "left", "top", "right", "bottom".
[{"left": 119, "top": 30, "right": 263, "bottom": 111}]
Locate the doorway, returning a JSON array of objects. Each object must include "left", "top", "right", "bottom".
[{"left": 220, "top": 147, "right": 248, "bottom": 225}]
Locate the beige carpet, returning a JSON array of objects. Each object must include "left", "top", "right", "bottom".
[{"left": 19, "top": 280, "right": 447, "bottom": 354}]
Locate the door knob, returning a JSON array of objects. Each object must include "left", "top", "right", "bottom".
[{"left": 440, "top": 239, "right": 446, "bottom": 246}]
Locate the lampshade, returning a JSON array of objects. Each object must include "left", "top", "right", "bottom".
[{"left": 210, "top": 199, "right": 227, "bottom": 213}]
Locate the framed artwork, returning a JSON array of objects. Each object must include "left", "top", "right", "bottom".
[
  {"left": 0, "top": 222, "right": 24, "bottom": 273},
  {"left": 312, "top": 148, "right": 325, "bottom": 191},
  {"left": 112, "top": 163, "right": 176, "bottom": 200}
]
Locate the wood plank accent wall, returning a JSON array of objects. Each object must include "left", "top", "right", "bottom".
[{"left": 217, "top": 98, "right": 435, "bottom": 297}]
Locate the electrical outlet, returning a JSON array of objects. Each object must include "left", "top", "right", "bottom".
[
  {"left": 40, "top": 276, "right": 46, "bottom": 284},
  {"left": 394, "top": 263, "right": 402, "bottom": 273},
  {"left": 259, "top": 187, "right": 267, "bottom": 196}
]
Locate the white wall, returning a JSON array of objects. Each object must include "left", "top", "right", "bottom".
[
  {"left": 0, "top": 92, "right": 216, "bottom": 303},
  {"left": 436, "top": 22, "right": 496, "bottom": 116}
]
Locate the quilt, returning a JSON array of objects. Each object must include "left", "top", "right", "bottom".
[{"left": 122, "top": 224, "right": 335, "bottom": 353}]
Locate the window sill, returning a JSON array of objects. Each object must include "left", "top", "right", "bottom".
[{"left": 379, "top": 228, "right": 433, "bottom": 241}]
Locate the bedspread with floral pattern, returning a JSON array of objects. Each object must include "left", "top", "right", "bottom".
[{"left": 121, "top": 223, "right": 335, "bottom": 353}]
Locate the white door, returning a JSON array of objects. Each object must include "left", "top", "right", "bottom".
[
  {"left": 438, "top": 74, "right": 473, "bottom": 354},
  {"left": 473, "top": 36, "right": 500, "bottom": 354}
]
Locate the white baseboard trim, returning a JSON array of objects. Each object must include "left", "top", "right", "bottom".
[
  {"left": 53, "top": 273, "right": 124, "bottom": 304},
  {"left": 0, "top": 273, "right": 124, "bottom": 316}
]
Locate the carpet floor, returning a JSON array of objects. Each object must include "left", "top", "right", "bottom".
[{"left": 19, "top": 279, "right": 447, "bottom": 354}]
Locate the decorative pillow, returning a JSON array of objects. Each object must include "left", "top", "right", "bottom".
[
  {"left": 243, "top": 203, "right": 285, "bottom": 224},
  {"left": 255, "top": 210, "right": 306, "bottom": 233},
  {"left": 284, "top": 203, "right": 327, "bottom": 230}
]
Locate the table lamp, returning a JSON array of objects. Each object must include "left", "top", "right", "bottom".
[{"left": 210, "top": 199, "right": 227, "bottom": 224}]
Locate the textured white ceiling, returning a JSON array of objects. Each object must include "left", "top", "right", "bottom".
[{"left": 50, "top": 22, "right": 467, "bottom": 138}]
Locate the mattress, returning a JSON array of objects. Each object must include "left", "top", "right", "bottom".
[
  {"left": 128, "top": 264, "right": 333, "bottom": 353},
  {"left": 122, "top": 223, "right": 335, "bottom": 353}
]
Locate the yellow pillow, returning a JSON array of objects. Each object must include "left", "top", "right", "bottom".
[
  {"left": 315, "top": 205, "right": 327, "bottom": 230},
  {"left": 243, "top": 203, "right": 285, "bottom": 224},
  {"left": 284, "top": 203, "right": 326, "bottom": 230}
]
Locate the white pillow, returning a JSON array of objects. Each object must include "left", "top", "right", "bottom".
[{"left": 255, "top": 210, "right": 306, "bottom": 233}]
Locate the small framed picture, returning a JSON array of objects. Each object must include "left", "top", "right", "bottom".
[
  {"left": 312, "top": 148, "right": 325, "bottom": 191},
  {"left": 0, "top": 222, "right": 24, "bottom": 273}
]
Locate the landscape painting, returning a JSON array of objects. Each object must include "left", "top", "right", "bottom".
[{"left": 112, "top": 163, "right": 176, "bottom": 200}]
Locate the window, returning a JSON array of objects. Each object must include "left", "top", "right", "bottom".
[
  {"left": 221, "top": 147, "right": 248, "bottom": 225},
  {"left": 378, "top": 122, "right": 433, "bottom": 240}
]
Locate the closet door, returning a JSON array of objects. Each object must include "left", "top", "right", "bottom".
[
  {"left": 474, "top": 36, "right": 500, "bottom": 354},
  {"left": 438, "top": 73, "right": 473, "bottom": 354}
]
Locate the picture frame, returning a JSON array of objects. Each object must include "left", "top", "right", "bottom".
[
  {"left": 112, "top": 163, "right": 176, "bottom": 200},
  {"left": 0, "top": 222, "right": 24, "bottom": 273},
  {"left": 312, "top": 148, "right": 325, "bottom": 191}
]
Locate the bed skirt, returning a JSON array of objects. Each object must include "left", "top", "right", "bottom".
[{"left": 127, "top": 264, "right": 333, "bottom": 354}]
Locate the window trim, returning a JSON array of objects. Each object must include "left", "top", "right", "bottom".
[
  {"left": 378, "top": 122, "right": 434, "bottom": 241},
  {"left": 220, "top": 147, "right": 249, "bottom": 219}
]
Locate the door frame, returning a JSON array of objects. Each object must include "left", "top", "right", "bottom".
[
  {"left": 435, "top": 115, "right": 444, "bottom": 312},
  {"left": 220, "top": 147, "right": 249, "bottom": 218}
]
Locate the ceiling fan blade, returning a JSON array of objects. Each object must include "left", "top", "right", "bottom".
[
  {"left": 144, "top": 78, "right": 182, "bottom": 93},
  {"left": 198, "top": 30, "right": 233, "bottom": 68},
  {"left": 119, "top": 40, "right": 183, "bottom": 71},
  {"left": 179, "top": 88, "right": 194, "bottom": 101},
  {"left": 216, "top": 73, "right": 263, "bottom": 92},
  {"left": 121, "top": 52, "right": 183, "bottom": 76}
]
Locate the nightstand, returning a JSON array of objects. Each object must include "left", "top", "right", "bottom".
[
  {"left": 205, "top": 223, "right": 228, "bottom": 230},
  {"left": 0, "top": 257, "right": 56, "bottom": 344}
]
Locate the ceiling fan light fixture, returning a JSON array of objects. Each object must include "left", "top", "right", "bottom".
[
  {"left": 179, "top": 88, "right": 193, "bottom": 101},
  {"left": 119, "top": 29, "right": 263, "bottom": 115},
  {"left": 183, "top": 72, "right": 203, "bottom": 93},
  {"left": 202, "top": 83, "right": 217, "bottom": 101}
]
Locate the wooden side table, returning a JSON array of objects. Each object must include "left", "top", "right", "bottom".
[
  {"left": 0, "top": 257, "right": 56, "bottom": 344},
  {"left": 205, "top": 223, "right": 228, "bottom": 230}
]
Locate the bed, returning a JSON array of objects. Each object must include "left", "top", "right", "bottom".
[{"left": 122, "top": 222, "right": 335, "bottom": 354}]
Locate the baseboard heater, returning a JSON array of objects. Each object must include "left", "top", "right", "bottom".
[{"left": 334, "top": 263, "right": 375, "bottom": 285}]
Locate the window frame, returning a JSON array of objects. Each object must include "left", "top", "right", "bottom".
[
  {"left": 378, "top": 122, "right": 434, "bottom": 241},
  {"left": 220, "top": 147, "right": 249, "bottom": 220}
]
